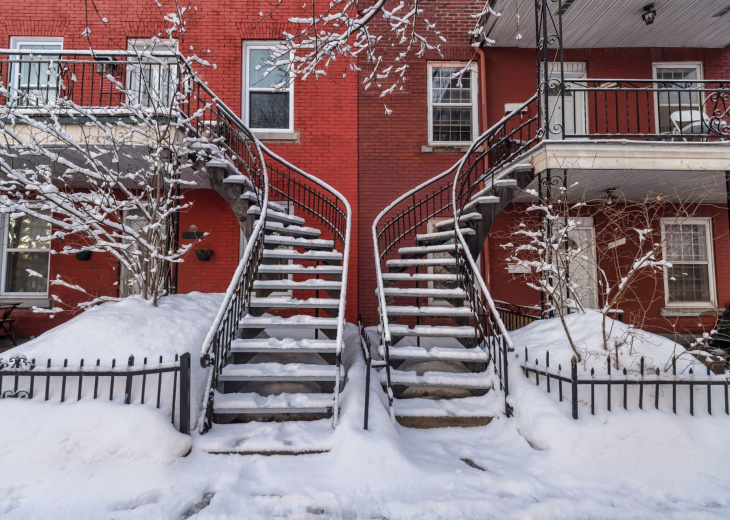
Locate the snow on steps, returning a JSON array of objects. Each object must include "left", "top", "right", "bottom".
[
  {"left": 393, "top": 395, "right": 498, "bottom": 418},
  {"left": 263, "top": 249, "right": 342, "bottom": 262},
  {"left": 220, "top": 362, "right": 342, "bottom": 381},
  {"left": 252, "top": 279, "right": 342, "bottom": 291},
  {"left": 258, "top": 264, "right": 343, "bottom": 275},
  {"left": 463, "top": 195, "right": 500, "bottom": 212},
  {"left": 248, "top": 205, "right": 306, "bottom": 226},
  {"left": 379, "top": 344, "right": 488, "bottom": 362},
  {"left": 264, "top": 221, "right": 321, "bottom": 239},
  {"left": 416, "top": 228, "right": 475, "bottom": 243},
  {"left": 240, "top": 192, "right": 287, "bottom": 213},
  {"left": 383, "top": 369, "right": 493, "bottom": 389},
  {"left": 264, "top": 235, "right": 334, "bottom": 250},
  {"left": 386, "top": 258, "right": 456, "bottom": 268},
  {"left": 212, "top": 391, "right": 333, "bottom": 414},
  {"left": 249, "top": 296, "right": 340, "bottom": 309},
  {"left": 434, "top": 212, "right": 483, "bottom": 230},
  {"left": 383, "top": 287, "right": 466, "bottom": 299},
  {"left": 240, "top": 315, "right": 338, "bottom": 329},
  {"left": 384, "top": 305, "right": 474, "bottom": 317},
  {"left": 194, "top": 420, "right": 334, "bottom": 455},
  {"left": 468, "top": 179, "right": 518, "bottom": 201},
  {"left": 381, "top": 324, "right": 476, "bottom": 338},
  {"left": 230, "top": 337, "right": 337, "bottom": 353},
  {"left": 398, "top": 243, "right": 462, "bottom": 256},
  {"left": 381, "top": 272, "right": 457, "bottom": 283}
]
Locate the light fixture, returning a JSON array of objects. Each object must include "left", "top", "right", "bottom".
[
  {"left": 642, "top": 3, "right": 656, "bottom": 26},
  {"left": 605, "top": 188, "right": 619, "bottom": 205}
]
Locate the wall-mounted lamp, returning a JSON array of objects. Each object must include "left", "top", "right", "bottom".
[
  {"left": 605, "top": 188, "right": 619, "bottom": 205},
  {"left": 642, "top": 3, "right": 657, "bottom": 26}
]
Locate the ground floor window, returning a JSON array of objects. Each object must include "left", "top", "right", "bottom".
[
  {"left": 0, "top": 213, "right": 51, "bottom": 295},
  {"left": 661, "top": 218, "right": 716, "bottom": 307}
]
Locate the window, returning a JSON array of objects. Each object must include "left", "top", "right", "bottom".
[
  {"left": 243, "top": 42, "right": 294, "bottom": 132},
  {"left": 127, "top": 39, "right": 179, "bottom": 108},
  {"left": 0, "top": 214, "right": 51, "bottom": 295},
  {"left": 9, "top": 37, "right": 63, "bottom": 107},
  {"left": 428, "top": 62, "right": 478, "bottom": 145},
  {"left": 662, "top": 218, "right": 716, "bottom": 307},
  {"left": 543, "top": 62, "right": 587, "bottom": 138},
  {"left": 653, "top": 62, "right": 704, "bottom": 134}
]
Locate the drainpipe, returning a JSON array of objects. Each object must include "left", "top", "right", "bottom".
[{"left": 476, "top": 46, "right": 490, "bottom": 288}]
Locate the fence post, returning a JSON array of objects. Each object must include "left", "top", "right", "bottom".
[
  {"left": 571, "top": 356, "right": 578, "bottom": 419},
  {"left": 124, "top": 355, "right": 134, "bottom": 405},
  {"left": 179, "top": 353, "right": 191, "bottom": 435}
]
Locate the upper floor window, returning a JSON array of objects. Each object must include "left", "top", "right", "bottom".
[
  {"left": 653, "top": 62, "right": 704, "bottom": 135},
  {"left": 661, "top": 218, "right": 716, "bottom": 308},
  {"left": 0, "top": 213, "right": 51, "bottom": 295},
  {"left": 9, "top": 37, "right": 63, "bottom": 107},
  {"left": 127, "top": 39, "right": 179, "bottom": 109},
  {"left": 243, "top": 42, "right": 294, "bottom": 132},
  {"left": 428, "top": 62, "right": 478, "bottom": 145}
]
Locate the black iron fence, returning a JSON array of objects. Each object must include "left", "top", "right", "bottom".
[
  {"left": 522, "top": 347, "right": 730, "bottom": 420},
  {"left": 494, "top": 300, "right": 543, "bottom": 332},
  {"left": 0, "top": 352, "right": 191, "bottom": 434}
]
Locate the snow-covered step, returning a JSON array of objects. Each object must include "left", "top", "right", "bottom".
[
  {"left": 383, "top": 324, "right": 476, "bottom": 338},
  {"left": 253, "top": 279, "right": 341, "bottom": 291},
  {"left": 381, "top": 272, "right": 458, "bottom": 283},
  {"left": 380, "top": 345, "right": 488, "bottom": 362},
  {"left": 240, "top": 193, "right": 287, "bottom": 213},
  {"left": 264, "top": 235, "right": 334, "bottom": 250},
  {"left": 386, "top": 258, "right": 456, "bottom": 269},
  {"left": 434, "top": 213, "right": 483, "bottom": 231},
  {"left": 383, "top": 287, "right": 466, "bottom": 299},
  {"left": 384, "top": 369, "right": 492, "bottom": 389},
  {"left": 220, "top": 363, "right": 342, "bottom": 382},
  {"left": 385, "top": 305, "right": 474, "bottom": 318},
  {"left": 248, "top": 205, "right": 306, "bottom": 226},
  {"left": 494, "top": 178, "right": 519, "bottom": 188},
  {"left": 416, "top": 229, "right": 474, "bottom": 243},
  {"left": 265, "top": 221, "right": 321, "bottom": 239},
  {"left": 213, "top": 391, "right": 334, "bottom": 414},
  {"left": 222, "top": 174, "right": 255, "bottom": 187},
  {"left": 398, "top": 243, "right": 462, "bottom": 256},
  {"left": 463, "top": 195, "right": 501, "bottom": 212},
  {"left": 195, "top": 420, "right": 334, "bottom": 455},
  {"left": 258, "top": 264, "right": 343, "bottom": 275},
  {"left": 249, "top": 297, "right": 340, "bottom": 309},
  {"left": 240, "top": 315, "right": 338, "bottom": 330},
  {"left": 231, "top": 337, "right": 337, "bottom": 353},
  {"left": 469, "top": 179, "right": 517, "bottom": 201},
  {"left": 393, "top": 395, "right": 496, "bottom": 418},
  {"left": 263, "top": 249, "right": 342, "bottom": 262}
]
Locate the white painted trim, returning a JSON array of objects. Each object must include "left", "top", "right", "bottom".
[
  {"left": 652, "top": 61, "right": 704, "bottom": 135},
  {"left": 242, "top": 41, "right": 294, "bottom": 133},
  {"left": 660, "top": 216, "right": 717, "bottom": 308},
  {"left": 427, "top": 61, "right": 479, "bottom": 146}
]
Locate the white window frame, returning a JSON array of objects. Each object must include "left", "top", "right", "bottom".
[
  {"left": 9, "top": 37, "right": 64, "bottom": 107},
  {"left": 126, "top": 38, "right": 179, "bottom": 109},
  {"left": 543, "top": 61, "right": 588, "bottom": 139},
  {"left": 661, "top": 217, "right": 716, "bottom": 308},
  {"left": 652, "top": 62, "right": 704, "bottom": 135},
  {"left": 0, "top": 213, "right": 52, "bottom": 297},
  {"left": 242, "top": 42, "right": 295, "bottom": 133},
  {"left": 427, "top": 62, "right": 479, "bottom": 146}
]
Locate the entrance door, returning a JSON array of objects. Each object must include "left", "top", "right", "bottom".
[
  {"left": 563, "top": 218, "right": 597, "bottom": 309},
  {"left": 546, "top": 65, "right": 587, "bottom": 138}
]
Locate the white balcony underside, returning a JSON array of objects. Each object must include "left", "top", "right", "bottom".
[{"left": 486, "top": 0, "right": 730, "bottom": 48}]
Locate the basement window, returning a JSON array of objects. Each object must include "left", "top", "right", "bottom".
[
  {"left": 428, "top": 62, "right": 478, "bottom": 146},
  {"left": 661, "top": 218, "right": 716, "bottom": 308},
  {"left": 0, "top": 213, "right": 51, "bottom": 295},
  {"left": 243, "top": 42, "right": 294, "bottom": 132}
]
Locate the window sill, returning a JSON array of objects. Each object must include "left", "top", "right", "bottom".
[
  {"left": 659, "top": 307, "right": 724, "bottom": 318},
  {"left": 0, "top": 296, "right": 52, "bottom": 309},
  {"left": 422, "top": 144, "right": 475, "bottom": 153},
  {"left": 253, "top": 131, "right": 299, "bottom": 142}
]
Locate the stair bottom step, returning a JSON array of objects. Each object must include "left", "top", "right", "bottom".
[
  {"left": 392, "top": 395, "right": 498, "bottom": 418},
  {"left": 213, "top": 391, "right": 334, "bottom": 414}
]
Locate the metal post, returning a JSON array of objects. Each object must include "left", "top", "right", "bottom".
[
  {"left": 124, "top": 355, "right": 134, "bottom": 404},
  {"left": 571, "top": 356, "right": 578, "bottom": 419},
  {"left": 179, "top": 352, "right": 191, "bottom": 435}
]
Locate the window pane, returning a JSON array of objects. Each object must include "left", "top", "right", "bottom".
[
  {"left": 664, "top": 223, "right": 707, "bottom": 262},
  {"left": 656, "top": 67, "right": 701, "bottom": 134},
  {"left": 432, "top": 107, "right": 472, "bottom": 142},
  {"left": 128, "top": 42, "right": 178, "bottom": 108},
  {"left": 13, "top": 43, "right": 62, "bottom": 106},
  {"left": 250, "top": 92, "right": 289, "bottom": 129},
  {"left": 249, "top": 49, "right": 289, "bottom": 89},
  {"left": 5, "top": 252, "right": 49, "bottom": 293},
  {"left": 7, "top": 215, "right": 51, "bottom": 250},
  {"left": 667, "top": 264, "right": 710, "bottom": 303},
  {"left": 432, "top": 68, "right": 471, "bottom": 104}
]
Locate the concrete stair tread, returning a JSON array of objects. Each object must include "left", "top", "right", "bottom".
[
  {"left": 264, "top": 235, "right": 335, "bottom": 250},
  {"left": 387, "top": 258, "right": 456, "bottom": 268},
  {"left": 263, "top": 249, "right": 342, "bottom": 262},
  {"left": 380, "top": 344, "right": 488, "bottom": 362},
  {"left": 265, "top": 221, "right": 321, "bottom": 238},
  {"left": 249, "top": 296, "right": 340, "bottom": 309},
  {"left": 399, "top": 243, "right": 462, "bottom": 256},
  {"left": 253, "top": 279, "right": 342, "bottom": 291},
  {"left": 213, "top": 391, "right": 334, "bottom": 413},
  {"left": 231, "top": 337, "right": 337, "bottom": 353},
  {"left": 382, "top": 369, "right": 492, "bottom": 389},
  {"left": 381, "top": 273, "right": 458, "bottom": 282},
  {"left": 392, "top": 395, "right": 496, "bottom": 418},
  {"left": 381, "top": 324, "right": 476, "bottom": 338},
  {"left": 434, "top": 213, "right": 483, "bottom": 231},
  {"left": 416, "top": 228, "right": 475, "bottom": 243},
  {"left": 384, "top": 305, "right": 474, "bottom": 317},
  {"left": 383, "top": 287, "right": 466, "bottom": 299},
  {"left": 463, "top": 195, "right": 501, "bottom": 212},
  {"left": 240, "top": 315, "right": 339, "bottom": 329},
  {"left": 258, "top": 264, "right": 343, "bottom": 275},
  {"left": 220, "top": 362, "right": 342, "bottom": 381},
  {"left": 248, "top": 205, "right": 306, "bottom": 225}
]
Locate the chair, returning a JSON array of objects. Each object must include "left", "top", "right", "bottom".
[{"left": 670, "top": 109, "right": 728, "bottom": 141}]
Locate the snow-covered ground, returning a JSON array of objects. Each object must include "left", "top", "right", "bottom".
[{"left": 1, "top": 296, "right": 729, "bottom": 519}]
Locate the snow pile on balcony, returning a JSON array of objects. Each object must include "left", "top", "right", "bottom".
[{"left": 512, "top": 308, "right": 699, "bottom": 375}]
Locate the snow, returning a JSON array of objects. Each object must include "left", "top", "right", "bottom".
[{"left": 1, "top": 300, "right": 730, "bottom": 518}]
